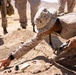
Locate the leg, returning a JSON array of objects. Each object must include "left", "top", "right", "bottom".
[
  {"left": 1, "top": 0, "right": 8, "bottom": 34},
  {"left": 31, "top": 6, "right": 38, "bottom": 32},
  {"left": 57, "top": 0, "right": 66, "bottom": 15},
  {"left": 15, "top": 0, "right": 27, "bottom": 29},
  {"left": 28, "top": 0, "right": 41, "bottom": 32},
  {"left": 67, "top": 0, "right": 75, "bottom": 13}
]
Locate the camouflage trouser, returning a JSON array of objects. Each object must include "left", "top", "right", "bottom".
[
  {"left": 15, "top": 0, "right": 41, "bottom": 27},
  {"left": 55, "top": 49, "right": 76, "bottom": 68},
  {"left": 58, "top": 0, "right": 75, "bottom": 14},
  {"left": 67, "top": 0, "right": 75, "bottom": 13},
  {"left": 0, "top": 0, "right": 7, "bottom": 28}
]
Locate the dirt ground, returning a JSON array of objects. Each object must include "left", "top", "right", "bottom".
[{"left": 0, "top": 1, "right": 76, "bottom": 75}]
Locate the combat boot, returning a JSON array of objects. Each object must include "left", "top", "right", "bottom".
[
  {"left": 20, "top": 22, "right": 27, "bottom": 29},
  {"left": 3, "top": 27, "right": 8, "bottom": 34},
  {"left": 32, "top": 22, "right": 36, "bottom": 32}
]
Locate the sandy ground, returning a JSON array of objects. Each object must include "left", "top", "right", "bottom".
[{"left": 0, "top": 1, "right": 76, "bottom": 75}]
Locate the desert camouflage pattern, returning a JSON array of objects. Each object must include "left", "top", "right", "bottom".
[
  {"left": 15, "top": 0, "right": 41, "bottom": 27},
  {"left": 58, "top": 0, "right": 75, "bottom": 14},
  {"left": 11, "top": 8, "right": 76, "bottom": 67},
  {"left": 58, "top": 13, "right": 76, "bottom": 39},
  {"left": 11, "top": 8, "right": 57, "bottom": 59},
  {"left": 12, "top": 33, "right": 48, "bottom": 59},
  {"left": 0, "top": 0, "right": 7, "bottom": 28},
  {"left": 34, "top": 8, "right": 57, "bottom": 33}
]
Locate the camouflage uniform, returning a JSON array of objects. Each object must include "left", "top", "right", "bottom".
[
  {"left": 15, "top": 0, "right": 41, "bottom": 29},
  {"left": 58, "top": 0, "right": 75, "bottom": 15},
  {"left": 10, "top": 8, "right": 57, "bottom": 59},
  {"left": 10, "top": 8, "right": 76, "bottom": 67},
  {"left": 54, "top": 13, "right": 76, "bottom": 68},
  {"left": 58, "top": 13, "right": 76, "bottom": 39},
  {"left": 0, "top": 0, "right": 7, "bottom": 34}
]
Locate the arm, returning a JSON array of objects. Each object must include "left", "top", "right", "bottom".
[
  {"left": 12, "top": 33, "right": 43, "bottom": 59},
  {"left": 0, "top": 33, "right": 46, "bottom": 68}
]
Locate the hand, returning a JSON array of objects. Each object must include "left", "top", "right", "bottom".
[
  {"left": 0, "top": 58, "right": 11, "bottom": 69},
  {"left": 64, "top": 37, "right": 76, "bottom": 51}
]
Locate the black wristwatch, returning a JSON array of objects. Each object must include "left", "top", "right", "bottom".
[{"left": 9, "top": 53, "right": 15, "bottom": 60}]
